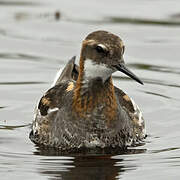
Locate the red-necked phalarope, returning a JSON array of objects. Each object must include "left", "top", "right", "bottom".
[{"left": 30, "top": 30, "right": 146, "bottom": 154}]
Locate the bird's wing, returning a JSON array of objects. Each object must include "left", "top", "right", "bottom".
[
  {"left": 52, "top": 56, "right": 79, "bottom": 87},
  {"left": 114, "top": 86, "right": 146, "bottom": 141}
]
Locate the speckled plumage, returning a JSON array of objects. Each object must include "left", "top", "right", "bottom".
[{"left": 30, "top": 31, "right": 146, "bottom": 154}]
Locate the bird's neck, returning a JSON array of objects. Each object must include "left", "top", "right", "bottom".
[{"left": 73, "top": 57, "right": 118, "bottom": 120}]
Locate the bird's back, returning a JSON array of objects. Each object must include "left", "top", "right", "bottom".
[{"left": 30, "top": 57, "right": 145, "bottom": 153}]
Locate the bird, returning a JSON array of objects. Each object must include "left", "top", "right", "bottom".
[{"left": 29, "top": 30, "right": 146, "bottom": 154}]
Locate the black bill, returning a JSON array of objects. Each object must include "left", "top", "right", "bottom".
[{"left": 114, "top": 63, "right": 143, "bottom": 85}]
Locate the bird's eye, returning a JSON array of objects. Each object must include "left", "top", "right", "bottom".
[{"left": 95, "top": 44, "right": 107, "bottom": 54}]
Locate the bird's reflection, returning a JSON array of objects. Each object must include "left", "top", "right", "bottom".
[{"left": 34, "top": 147, "right": 146, "bottom": 180}]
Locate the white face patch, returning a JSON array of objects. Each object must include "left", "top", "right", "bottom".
[{"left": 84, "top": 59, "right": 114, "bottom": 82}]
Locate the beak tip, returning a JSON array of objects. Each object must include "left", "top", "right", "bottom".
[
  {"left": 114, "top": 63, "right": 144, "bottom": 85},
  {"left": 139, "top": 80, "right": 144, "bottom": 85}
]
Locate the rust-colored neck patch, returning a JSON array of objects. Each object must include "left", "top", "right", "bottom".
[{"left": 73, "top": 59, "right": 118, "bottom": 121}]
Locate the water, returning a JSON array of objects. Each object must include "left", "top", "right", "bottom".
[{"left": 1, "top": 0, "right": 180, "bottom": 179}]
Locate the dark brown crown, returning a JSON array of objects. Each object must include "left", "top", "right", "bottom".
[{"left": 81, "top": 30, "right": 125, "bottom": 66}]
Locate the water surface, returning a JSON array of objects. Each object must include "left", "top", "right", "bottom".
[{"left": 1, "top": 0, "right": 180, "bottom": 179}]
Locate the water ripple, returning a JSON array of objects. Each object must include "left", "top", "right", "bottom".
[
  {"left": 143, "top": 78, "right": 180, "bottom": 88},
  {"left": 0, "top": 106, "right": 7, "bottom": 109},
  {"left": 113, "top": 76, "right": 180, "bottom": 89},
  {"left": 141, "top": 91, "right": 171, "bottom": 100},
  {"left": 0, "top": 124, "right": 30, "bottom": 130},
  {"left": 151, "top": 147, "right": 180, "bottom": 154},
  {"left": 66, "top": 16, "right": 180, "bottom": 26},
  {"left": 106, "top": 16, "right": 180, "bottom": 26},
  {"left": 129, "top": 63, "right": 180, "bottom": 75},
  {"left": 0, "top": 52, "right": 58, "bottom": 62},
  {"left": 0, "top": 81, "right": 47, "bottom": 85},
  {"left": 0, "top": 0, "right": 40, "bottom": 6},
  {"left": 14, "top": 11, "right": 61, "bottom": 22}
]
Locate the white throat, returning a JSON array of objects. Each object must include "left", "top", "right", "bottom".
[{"left": 84, "top": 59, "right": 114, "bottom": 82}]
